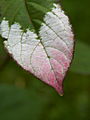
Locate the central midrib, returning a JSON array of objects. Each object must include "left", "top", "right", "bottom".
[
  {"left": 24, "top": 0, "right": 34, "bottom": 27},
  {"left": 24, "top": 0, "right": 61, "bottom": 87}
]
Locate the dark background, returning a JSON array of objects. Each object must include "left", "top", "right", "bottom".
[{"left": 0, "top": 0, "right": 89, "bottom": 120}]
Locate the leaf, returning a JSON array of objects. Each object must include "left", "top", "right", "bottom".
[
  {"left": 0, "top": 2, "right": 74, "bottom": 95},
  {"left": 70, "top": 41, "right": 90, "bottom": 74}
]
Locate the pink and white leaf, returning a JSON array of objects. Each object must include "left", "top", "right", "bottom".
[{"left": 0, "top": 4, "right": 74, "bottom": 95}]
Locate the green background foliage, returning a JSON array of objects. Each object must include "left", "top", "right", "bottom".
[{"left": 0, "top": 0, "right": 89, "bottom": 120}]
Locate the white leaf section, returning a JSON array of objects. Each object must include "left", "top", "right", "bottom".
[
  {"left": 0, "top": 4, "right": 74, "bottom": 95},
  {"left": 0, "top": 19, "right": 9, "bottom": 39}
]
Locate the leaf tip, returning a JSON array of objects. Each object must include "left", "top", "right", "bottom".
[
  {"left": 59, "top": 92, "right": 64, "bottom": 96},
  {"left": 58, "top": 88, "right": 64, "bottom": 96}
]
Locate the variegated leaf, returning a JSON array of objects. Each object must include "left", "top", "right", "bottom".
[{"left": 0, "top": 4, "right": 74, "bottom": 95}]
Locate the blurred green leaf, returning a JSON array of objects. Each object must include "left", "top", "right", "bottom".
[{"left": 70, "top": 41, "right": 90, "bottom": 74}]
